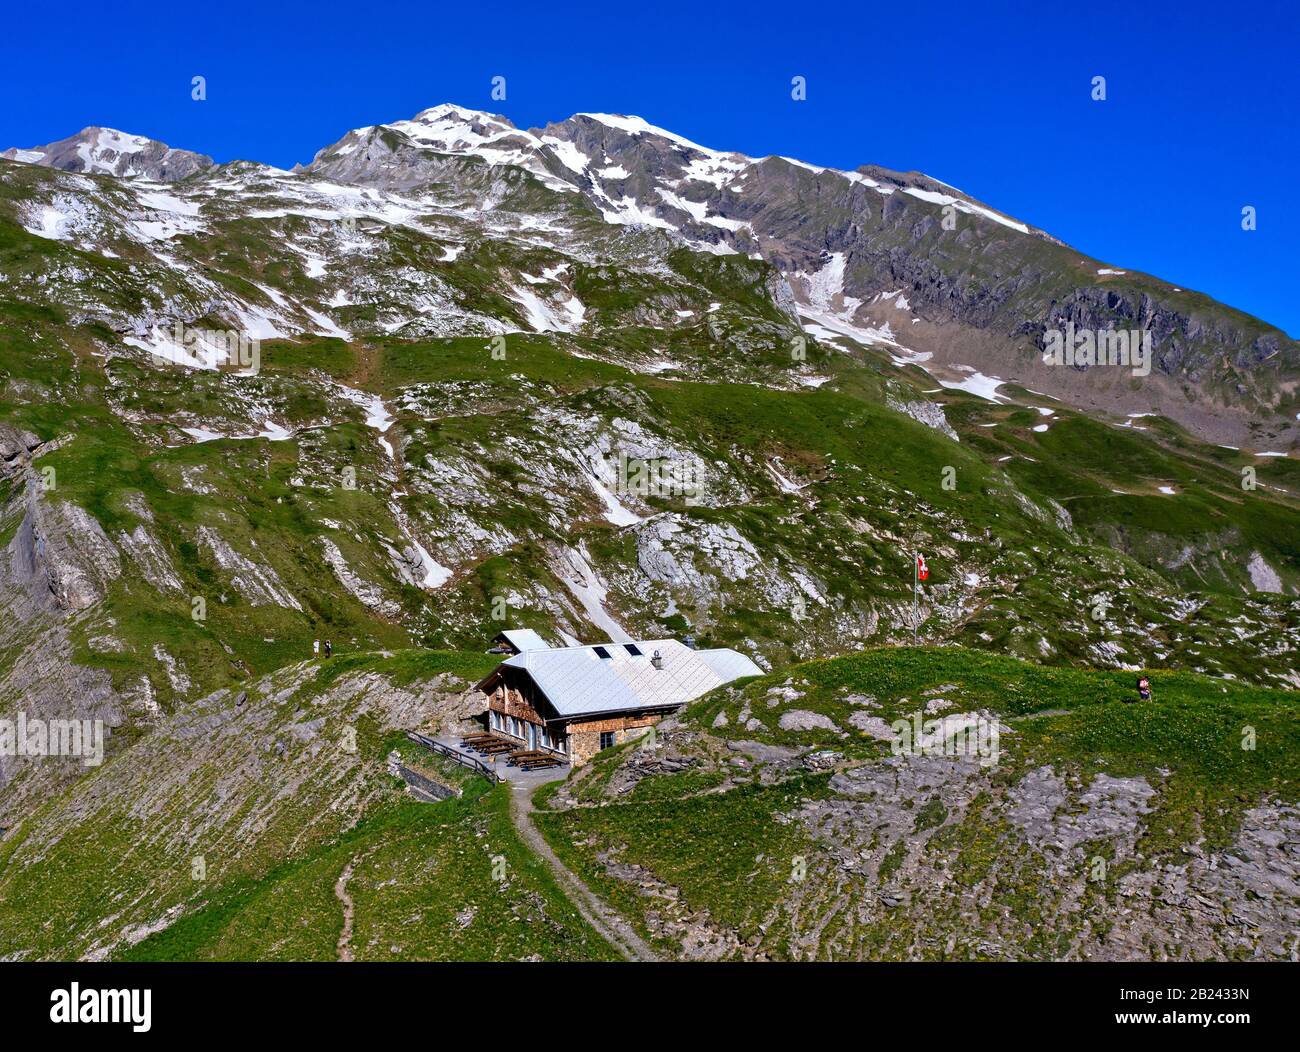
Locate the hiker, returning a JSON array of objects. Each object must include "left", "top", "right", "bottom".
[
  {"left": 313, "top": 639, "right": 320, "bottom": 658},
  {"left": 1136, "top": 675, "right": 1152, "bottom": 702},
  {"left": 324, "top": 640, "right": 332, "bottom": 659}
]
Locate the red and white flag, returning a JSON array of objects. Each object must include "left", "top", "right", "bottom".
[{"left": 916, "top": 554, "right": 929, "bottom": 581}]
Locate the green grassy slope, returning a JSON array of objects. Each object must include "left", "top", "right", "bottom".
[
  {"left": 122, "top": 772, "right": 617, "bottom": 963},
  {"left": 2, "top": 282, "right": 1297, "bottom": 706},
  {"left": 0, "top": 650, "right": 617, "bottom": 961}
]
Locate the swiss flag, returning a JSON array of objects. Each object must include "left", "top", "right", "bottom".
[{"left": 916, "top": 554, "right": 929, "bottom": 581}]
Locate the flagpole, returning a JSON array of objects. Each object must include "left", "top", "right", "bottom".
[{"left": 913, "top": 550, "right": 918, "bottom": 641}]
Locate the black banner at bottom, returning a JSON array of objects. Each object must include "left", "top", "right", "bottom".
[{"left": 2, "top": 961, "right": 1288, "bottom": 1038}]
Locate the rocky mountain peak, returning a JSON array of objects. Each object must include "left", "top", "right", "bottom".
[
  {"left": 0, "top": 125, "right": 213, "bottom": 181},
  {"left": 563, "top": 112, "right": 738, "bottom": 156},
  {"left": 406, "top": 102, "right": 516, "bottom": 131}
]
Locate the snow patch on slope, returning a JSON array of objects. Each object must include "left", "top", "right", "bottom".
[{"left": 557, "top": 544, "right": 632, "bottom": 642}]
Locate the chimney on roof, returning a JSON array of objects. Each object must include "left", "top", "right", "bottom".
[
  {"left": 682, "top": 633, "right": 696, "bottom": 650},
  {"left": 651, "top": 649, "right": 664, "bottom": 670}
]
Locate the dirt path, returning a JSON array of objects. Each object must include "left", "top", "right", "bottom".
[
  {"left": 509, "top": 785, "right": 660, "bottom": 963},
  {"left": 335, "top": 861, "right": 356, "bottom": 962}
]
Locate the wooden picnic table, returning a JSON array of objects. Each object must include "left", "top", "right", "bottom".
[
  {"left": 511, "top": 750, "right": 565, "bottom": 770},
  {"left": 520, "top": 757, "right": 564, "bottom": 770}
]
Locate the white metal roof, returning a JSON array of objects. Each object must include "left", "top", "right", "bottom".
[
  {"left": 493, "top": 638, "right": 762, "bottom": 719},
  {"left": 694, "top": 646, "right": 766, "bottom": 681},
  {"left": 495, "top": 629, "right": 551, "bottom": 653}
]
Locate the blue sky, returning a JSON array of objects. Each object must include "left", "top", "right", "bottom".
[{"left": 4, "top": 0, "right": 1297, "bottom": 333}]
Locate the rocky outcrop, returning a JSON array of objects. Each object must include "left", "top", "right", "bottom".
[
  {"left": 0, "top": 470, "right": 126, "bottom": 821},
  {"left": 319, "top": 536, "right": 401, "bottom": 617},
  {"left": 5, "top": 483, "right": 121, "bottom": 613},
  {"left": 195, "top": 526, "right": 301, "bottom": 610},
  {"left": 885, "top": 394, "right": 959, "bottom": 441},
  {"left": 0, "top": 426, "right": 43, "bottom": 480}
]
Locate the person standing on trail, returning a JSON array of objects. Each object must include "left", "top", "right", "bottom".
[
  {"left": 1136, "top": 675, "right": 1152, "bottom": 701},
  {"left": 324, "top": 640, "right": 332, "bottom": 658},
  {"left": 313, "top": 639, "right": 320, "bottom": 658}
]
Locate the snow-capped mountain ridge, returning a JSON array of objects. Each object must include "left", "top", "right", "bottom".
[
  {"left": 308, "top": 104, "right": 1040, "bottom": 237},
  {"left": 3, "top": 106, "right": 1045, "bottom": 251},
  {"left": 1, "top": 125, "right": 213, "bottom": 181},
  {"left": 5, "top": 105, "right": 1037, "bottom": 235},
  {"left": 4, "top": 104, "right": 1297, "bottom": 447}
]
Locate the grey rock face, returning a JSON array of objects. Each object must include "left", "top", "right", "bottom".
[
  {"left": 777, "top": 709, "right": 842, "bottom": 733},
  {"left": 0, "top": 426, "right": 43, "bottom": 479},
  {"left": 847, "top": 711, "right": 895, "bottom": 739},
  {"left": 6, "top": 483, "right": 122, "bottom": 612},
  {"left": 0, "top": 474, "right": 126, "bottom": 822},
  {"left": 1008, "top": 766, "right": 1156, "bottom": 851},
  {"left": 605, "top": 746, "right": 698, "bottom": 797}
]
